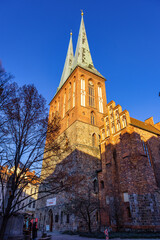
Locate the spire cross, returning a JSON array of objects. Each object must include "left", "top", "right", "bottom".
[{"left": 81, "top": 10, "right": 84, "bottom": 16}]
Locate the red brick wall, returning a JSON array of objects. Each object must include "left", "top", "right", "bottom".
[{"left": 99, "top": 129, "right": 160, "bottom": 230}]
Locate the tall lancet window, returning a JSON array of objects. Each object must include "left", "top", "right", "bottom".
[
  {"left": 58, "top": 97, "right": 60, "bottom": 112},
  {"left": 117, "top": 119, "right": 121, "bottom": 131},
  {"left": 98, "top": 85, "right": 103, "bottom": 113},
  {"left": 63, "top": 92, "right": 66, "bottom": 118},
  {"left": 106, "top": 118, "right": 110, "bottom": 137},
  {"left": 88, "top": 80, "right": 95, "bottom": 107},
  {"left": 73, "top": 81, "right": 76, "bottom": 108},
  {"left": 91, "top": 111, "right": 95, "bottom": 125},
  {"left": 122, "top": 115, "right": 127, "bottom": 128},
  {"left": 68, "top": 83, "right": 71, "bottom": 110},
  {"left": 81, "top": 79, "right": 85, "bottom": 107},
  {"left": 92, "top": 133, "right": 96, "bottom": 147}
]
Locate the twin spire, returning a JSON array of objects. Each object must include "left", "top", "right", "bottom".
[
  {"left": 58, "top": 32, "right": 74, "bottom": 89},
  {"left": 58, "top": 12, "right": 103, "bottom": 90}
]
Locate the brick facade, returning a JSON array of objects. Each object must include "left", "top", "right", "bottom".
[
  {"left": 36, "top": 65, "right": 106, "bottom": 232},
  {"left": 99, "top": 101, "right": 160, "bottom": 231}
]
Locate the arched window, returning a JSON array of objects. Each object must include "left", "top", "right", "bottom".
[
  {"left": 113, "top": 149, "right": 117, "bottom": 163},
  {"left": 92, "top": 133, "right": 96, "bottom": 147},
  {"left": 66, "top": 214, "right": 70, "bottom": 223},
  {"left": 63, "top": 91, "right": 66, "bottom": 118},
  {"left": 111, "top": 122, "right": 115, "bottom": 134},
  {"left": 33, "top": 201, "right": 35, "bottom": 208},
  {"left": 58, "top": 97, "right": 60, "bottom": 111},
  {"left": 29, "top": 199, "right": 32, "bottom": 208},
  {"left": 106, "top": 117, "right": 110, "bottom": 137},
  {"left": 109, "top": 105, "right": 112, "bottom": 115},
  {"left": 81, "top": 78, "right": 85, "bottom": 106},
  {"left": 122, "top": 115, "right": 127, "bottom": 128},
  {"left": 96, "top": 211, "right": 99, "bottom": 222},
  {"left": 102, "top": 129, "right": 105, "bottom": 140},
  {"left": 61, "top": 211, "right": 63, "bottom": 224},
  {"left": 110, "top": 113, "right": 113, "bottom": 123},
  {"left": 91, "top": 111, "right": 95, "bottom": 125},
  {"left": 73, "top": 81, "right": 76, "bottom": 107},
  {"left": 100, "top": 180, "right": 104, "bottom": 189},
  {"left": 106, "top": 126, "right": 110, "bottom": 137},
  {"left": 106, "top": 117, "right": 109, "bottom": 125},
  {"left": 117, "top": 119, "right": 121, "bottom": 131},
  {"left": 115, "top": 110, "right": 119, "bottom": 119},
  {"left": 54, "top": 101, "right": 57, "bottom": 112},
  {"left": 55, "top": 214, "right": 59, "bottom": 223},
  {"left": 68, "top": 83, "right": 71, "bottom": 110},
  {"left": 93, "top": 179, "right": 98, "bottom": 193},
  {"left": 88, "top": 80, "right": 95, "bottom": 107},
  {"left": 98, "top": 84, "right": 103, "bottom": 113},
  {"left": 142, "top": 140, "right": 152, "bottom": 166}
]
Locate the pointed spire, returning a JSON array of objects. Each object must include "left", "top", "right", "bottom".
[
  {"left": 72, "top": 11, "right": 94, "bottom": 69},
  {"left": 58, "top": 32, "right": 74, "bottom": 90},
  {"left": 72, "top": 11, "right": 104, "bottom": 78}
]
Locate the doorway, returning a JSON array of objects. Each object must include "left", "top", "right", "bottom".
[{"left": 49, "top": 209, "right": 53, "bottom": 232}]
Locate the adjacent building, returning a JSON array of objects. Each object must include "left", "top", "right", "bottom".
[
  {"left": 0, "top": 165, "right": 38, "bottom": 217},
  {"left": 99, "top": 101, "right": 160, "bottom": 230}
]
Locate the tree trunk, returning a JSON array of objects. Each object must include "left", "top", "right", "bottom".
[
  {"left": 0, "top": 214, "right": 10, "bottom": 240},
  {"left": 88, "top": 223, "right": 92, "bottom": 233},
  {"left": 0, "top": 194, "right": 15, "bottom": 240},
  {"left": 87, "top": 211, "right": 92, "bottom": 233}
]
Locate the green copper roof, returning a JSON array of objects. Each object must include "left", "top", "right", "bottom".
[
  {"left": 72, "top": 13, "right": 104, "bottom": 79},
  {"left": 57, "top": 12, "right": 104, "bottom": 93},
  {"left": 58, "top": 32, "right": 74, "bottom": 90}
]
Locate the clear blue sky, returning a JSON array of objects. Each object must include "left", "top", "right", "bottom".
[{"left": 1, "top": 0, "right": 160, "bottom": 123}]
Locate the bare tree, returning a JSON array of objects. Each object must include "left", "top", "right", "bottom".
[
  {"left": 0, "top": 81, "right": 77, "bottom": 239},
  {"left": 65, "top": 185, "right": 100, "bottom": 233},
  {"left": 0, "top": 62, "right": 13, "bottom": 155},
  {"left": 0, "top": 61, "right": 13, "bottom": 110}
]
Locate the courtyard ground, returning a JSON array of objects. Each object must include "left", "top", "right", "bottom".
[{"left": 37, "top": 231, "right": 160, "bottom": 240}]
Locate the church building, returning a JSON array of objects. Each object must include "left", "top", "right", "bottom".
[{"left": 36, "top": 12, "right": 160, "bottom": 232}]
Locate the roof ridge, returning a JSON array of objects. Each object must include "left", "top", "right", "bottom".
[{"left": 130, "top": 117, "right": 160, "bottom": 135}]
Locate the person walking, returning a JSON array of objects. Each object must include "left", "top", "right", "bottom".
[
  {"left": 104, "top": 227, "right": 109, "bottom": 240},
  {"left": 32, "top": 222, "right": 37, "bottom": 240}
]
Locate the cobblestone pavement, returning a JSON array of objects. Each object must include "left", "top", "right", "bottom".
[
  {"left": 50, "top": 233, "right": 103, "bottom": 240},
  {"left": 37, "top": 231, "right": 107, "bottom": 240},
  {"left": 37, "top": 231, "right": 160, "bottom": 240}
]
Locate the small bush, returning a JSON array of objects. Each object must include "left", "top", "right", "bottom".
[
  {"left": 79, "top": 232, "right": 105, "bottom": 239},
  {"left": 62, "top": 230, "right": 77, "bottom": 235}
]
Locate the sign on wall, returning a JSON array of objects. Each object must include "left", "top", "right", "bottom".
[
  {"left": 46, "top": 197, "right": 56, "bottom": 206},
  {"left": 46, "top": 225, "right": 49, "bottom": 231}
]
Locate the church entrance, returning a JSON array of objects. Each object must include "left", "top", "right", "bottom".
[{"left": 49, "top": 209, "right": 53, "bottom": 232}]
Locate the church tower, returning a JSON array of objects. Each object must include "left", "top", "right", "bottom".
[
  {"left": 49, "top": 12, "right": 107, "bottom": 158},
  {"left": 38, "top": 12, "right": 107, "bottom": 232}
]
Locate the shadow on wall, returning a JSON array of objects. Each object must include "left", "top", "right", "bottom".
[
  {"left": 36, "top": 149, "right": 101, "bottom": 233},
  {"left": 98, "top": 131, "right": 160, "bottom": 231}
]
